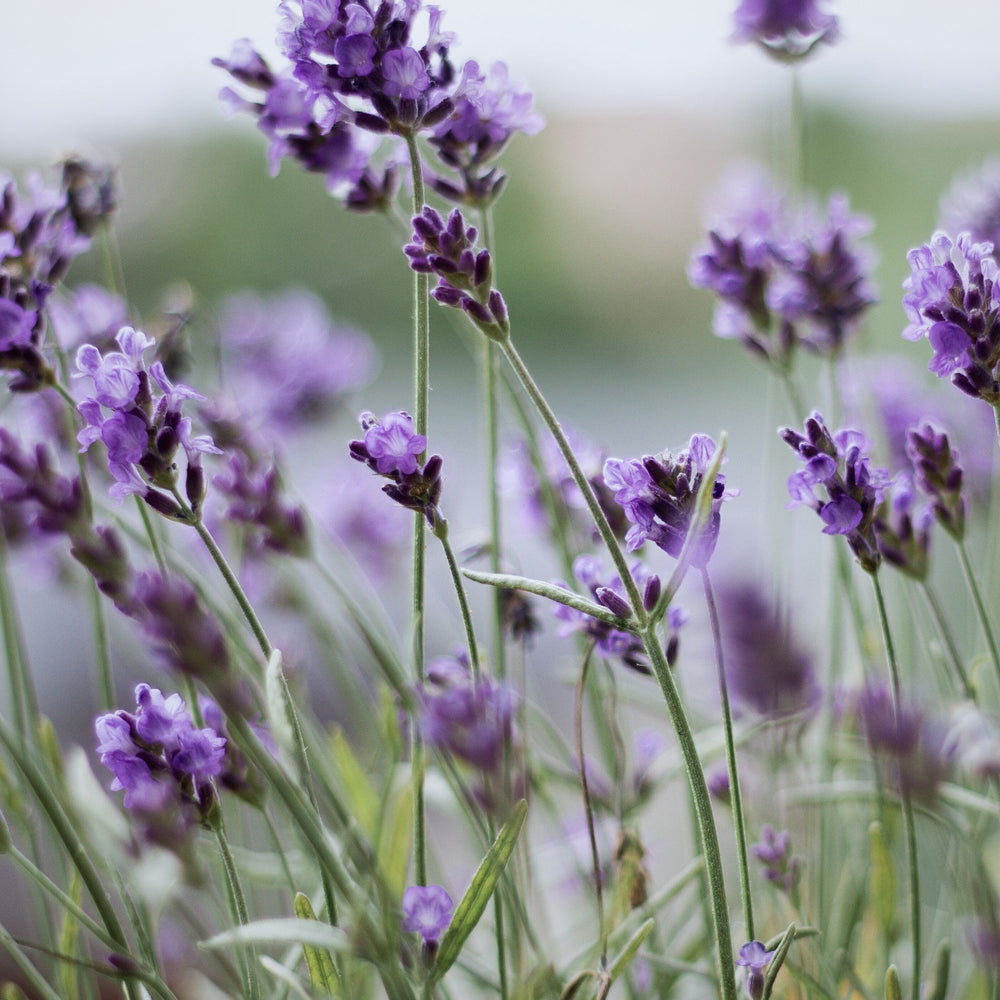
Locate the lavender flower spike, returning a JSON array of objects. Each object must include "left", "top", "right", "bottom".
[
  {"left": 603, "top": 434, "right": 737, "bottom": 567},
  {"left": 906, "top": 422, "right": 966, "bottom": 541},
  {"left": 781, "top": 412, "right": 892, "bottom": 573},
  {"left": 902, "top": 231, "right": 1000, "bottom": 405}
]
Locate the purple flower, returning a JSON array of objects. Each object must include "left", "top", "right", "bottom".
[
  {"left": 349, "top": 411, "right": 443, "bottom": 525},
  {"left": 381, "top": 47, "right": 430, "bottom": 100},
  {"left": 405, "top": 206, "right": 509, "bottom": 338},
  {"left": 552, "top": 555, "right": 665, "bottom": 674},
  {"left": 401, "top": 884, "right": 453, "bottom": 945},
  {"left": 732, "top": 0, "right": 838, "bottom": 60},
  {"left": 95, "top": 684, "right": 227, "bottom": 844},
  {"left": 781, "top": 412, "right": 892, "bottom": 573},
  {"left": 74, "top": 326, "right": 221, "bottom": 513},
  {"left": 213, "top": 289, "right": 375, "bottom": 432},
  {"left": 902, "top": 231, "right": 1000, "bottom": 405},
  {"left": 857, "top": 683, "right": 952, "bottom": 804},
  {"left": 872, "top": 474, "right": 933, "bottom": 580},
  {"left": 418, "top": 655, "right": 515, "bottom": 772},
  {"left": 736, "top": 940, "right": 776, "bottom": 1000},
  {"left": 604, "top": 434, "right": 736, "bottom": 566},
  {"left": 906, "top": 422, "right": 966, "bottom": 541},
  {"left": 718, "top": 581, "right": 819, "bottom": 720},
  {"left": 752, "top": 825, "right": 801, "bottom": 893}
]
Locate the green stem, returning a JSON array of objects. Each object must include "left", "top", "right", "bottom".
[
  {"left": 434, "top": 523, "right": 482, "bottom": 679},
  {"left": 0, "top": 717, "right": 143, "bottom": 1000},
  {"left": 0, "top": 531, "right": 33, "bottom": 738},
  {"left": 497, "top": 337, "right": 643, "bottom": 616},
  {"left": 171, "top": 489, "right": 272, "bottom": 660},
  {"left": 788, "top": 64, "right": 805, "bottom": 193},
  {"left": 213, "top": 822, "right": 261, "bottom": 1000},
  {"left": 136, "top": 496, "right": 168, "bottom": 574},
  {"left": 640, "top": 629, "right": 737, "bottom": 1000},
  {"left": 920, "top": 580, "right": 974, "bottom": 701},
  {"left": 405, "top": 130, "right": 430, "bottom": 890},
  {"left": 702, "top": 568, "right": 754, "bottom": 942},
  {"left": 870, "top": 573, "right": 921, "bottom": 1000},
  {"left": 956, "top": 538, "right": 1000, "bottom": 692},
  {"left": 575, "top": 642, "right": 608, "bottom": 965}
]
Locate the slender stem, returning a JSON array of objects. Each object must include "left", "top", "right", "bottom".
[
  {"left": 214, "top": 822, "right": 261, "bottom": 1000},
  {"left": 434, "top": 525, "right": 482, "bottom": 679},
  {"left": 405, "top": 130, "right": 430, "bottom": 889},
  {"left": 170, "top": 488, "right": 272, "bottom": 660},
  {"left": 640, "top": 628, "right": 737, "bottom": 1000},
  {"left": 788, "top": 65, "right": 805, "bottom": 193},
  {"left": 575, "top": 642, "right": 607, "bottom": 965},
  {"left": 778, "top": 370, "right": 805, "bottom": 421},
  {"left": 956, "top": 538, "right": 1000, "bottom": 692},
  {"left": 920, "top": 580, "right": 974, "bottom": 701},
  {"left": 497, "top": 337, "right": 643, "bottom": 617},
  {"left": 136, "top": 496, "right": 168, "bottom": 575},
  {"left": 870, "top": 573, "right": 920, "bottom": 1000},
  {"left": 702, "top": 568, "right": 754, "bottom": 942},
  {"left": 0, "top": 531, "right": 32, "bottom": 738}
]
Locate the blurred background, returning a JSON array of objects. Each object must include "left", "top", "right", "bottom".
[{"left": 2, "top": 0, "right": 1000, "bottom": 988}]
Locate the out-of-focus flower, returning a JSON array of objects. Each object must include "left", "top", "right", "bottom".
[
  {"left": 731, "top": 0, "right": 838, "bottom": 60},
  {"left": 906, "top": 422, "right": 966, "bottom": 541},
  {"left": 872, "top": 474, "right": 932, "bottom": 580},
  {"left": 752, "top": 824, "right": 802, "bottom": 893},
  {"left": 736, "top": 940, "right": 776, "bottom": 1000},
  {"left": 717, "top": 580, "right": 820, "bottom": 719},
  {"left": 401, "top": 884, "right": 453, "bottom": 945},
  {"left": 940, "top": 159, "right": 1000, "bottom": 254}
]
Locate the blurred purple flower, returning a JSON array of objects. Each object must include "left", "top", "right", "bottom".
[
  {"left": 732, "top": 0, "right": 838, "bottom": 60},
  {"left": 401, "top": 884, "right": 453, "bottom": 944},
  {"left": 752, "top": 824, "right": 801, "bottom": 893},
  {"left": 940, "top": 159, "right": 1000, "bottom": 254}
]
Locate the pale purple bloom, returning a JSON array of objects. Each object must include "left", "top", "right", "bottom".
[
  {"left": 732, "top": 0, "right": 838, "bottom": 59},
  {"left": 381, "top": 48, "right": 430, "bottom": 99},
  {"left": 401, "top": 885, "right": 453, "bottom": 944},
  {"left": 736, "top": 940, "right": 776, "bottom": 1000},
  {"left": 872, "top": 474, "right": 932, "bottom": 580},
  {"left": 946, "top": 705, "right": 1000, "bottom": 781},
  {"left": 361, "top": 411, "right": 425, "bottom": 475},
  {"left": 902, "top": 231, "right": 1000, "bottom": 404},
  {"left": 418, "top": 656, "right": 515, "bottom": 771},
  {"left": 48, "top": 284, "right": 130, "bottom": 352},
  {"left": 752, "top": 825, "right": 801, "bottom": 893}
]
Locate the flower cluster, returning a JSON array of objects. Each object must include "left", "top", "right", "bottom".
[
  {"left": 551, "top": 555, "right": 684, "bottom": 674},
  {"left": 872, "top": 475, "right": 932, "bottom": 580},
  {"left": 405, "top": 206, "right": 508, "bottom": 338},
  {"left": 906, "top": 422, "right": 966, "bottom": 541},
  {"left": 75, "top": 327, "right": 221, "bottom": 513},
  {"left": 731, "top": 0, "right": 838, "bottom": 60},
  {"left": 717, "top": 581, "right": 819, "bottom": 719},
  {"left": 418, "top": 654, "right": 515, "bottom": 773},
  {"left": 902, "top": 232, "right": 1000, "bottom": 404},
  {"left": 0, "top": 168, "right": 102, "bottom": 391},
  {"left": 689, "top": 171, "right": 876, "bottom": 367},
  {"left": 213, "top": 289, "right": 375, "bottom": 432},
  {"left": 856, "top": 684, "right": 952, "bottom": 804},
  {"left": 603, "top": 434, "right": 735, "bottom": 566},
  {"left": 95, "top": 684, "right": 226, "bottom": 845},
  {"left": 781, "top": 412, "right": 892, "bottom": 573},
  {"left": 349, "top": 410, "right": 442, "bottom": 525},
  {"left": 216, "top": 4, "right": 541, "bottom": 209},
  {"left": 752, "top": 824, "right": 801, "bottom": 893}
]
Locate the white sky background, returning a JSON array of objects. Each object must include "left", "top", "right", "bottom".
[{"left": 3, "top": 0, "right": 999, "bottom": 162}]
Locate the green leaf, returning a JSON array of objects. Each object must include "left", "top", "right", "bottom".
[
  {"left": 884, "top": 965, "right": 902, "bottom": 1000},
  {"left": 924, "top": 940, "right": 950, "bottom": 1000},
  {"left": 431, "top": 799, "right": 528, "bottom": 983},
  {"left": 293, "top": 894, "right": 340, "bottom": 997},
  {"left": 608, "top": 917, "right": 655, "bottom": 981},
  {"left": 329, "top": 729, "right": 380, "bottom": 839},
  {"left": 259, "top": 955, "right": 314, "bottom": 1000},
  {"left": 201, "top": 918, "right": 350, "bottom": 953},
  {"left": 376, "top": 776, "right": 413, "bottom": 899},
  {"left": 762, "top": 922, "right": 796, "bottom": 1000},
  {"left": 868, "top": 821, "right": 896, "bottom": 941}
]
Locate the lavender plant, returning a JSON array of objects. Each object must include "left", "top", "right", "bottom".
[{"left": 1, "top": 3, "right": 999, "bottom": 1000}]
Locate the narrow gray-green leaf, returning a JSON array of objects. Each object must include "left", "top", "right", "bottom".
[
  {"left": 460, "top": 571, "right": 634, "bottom": 630},
  {"left": 925, "top": 941, "right": 949, "bottom": 1000},
  {"left": 608, "top": 918, "right": 655, "bottom": 981},
  {"left": 884, "top": 965, "right": 902, "bottom": 1000},
  {"left": 294, "top": 893, "right": 340, "bottom": 996},
  {"left": 762, "top": 922, "right": 796, "bottom": 1000},
  {"left": 259, "top": 955, "right": 314, "bottom": 1000},
  {"left": 432, "top": 799, "right": 528, "bottom": 982},
  {"left": 201, "top": 918, "right": 350, "bottom": 953}
]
